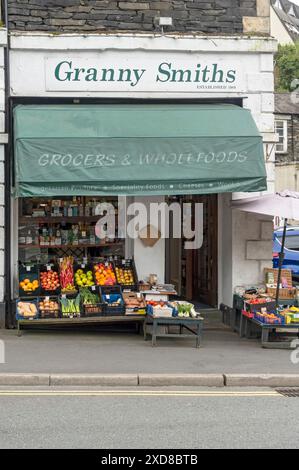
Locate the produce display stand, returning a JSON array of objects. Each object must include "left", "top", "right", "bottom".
[
  {"left": 17, "top": 314, "right": 145, "bottom": 337},
  {"left": 233, "top": 294, "right": 298, "bottom": 335},
  {"left": 240, "top": 313, "right": 299, "bottom": 349},
  {"left": 144, "top": 314, "right": 204, "bottom": 348}
]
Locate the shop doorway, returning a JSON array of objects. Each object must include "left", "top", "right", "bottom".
[{"left": 166, "top": 194, "right": 218, "bottom": 308}]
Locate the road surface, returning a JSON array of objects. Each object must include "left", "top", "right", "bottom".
[{"left": 0, "top": 387, "right": 298, "bottom": 449}]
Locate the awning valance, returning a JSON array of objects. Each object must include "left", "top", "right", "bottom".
[{"left": 13, "top": 104, "right": 267, "bottom": 197}]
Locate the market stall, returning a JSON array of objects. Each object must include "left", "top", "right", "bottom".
[
  {"left": 231, "top": 191, "right": 299, "bottom": 348},
  {"left": 16, "top": 254, "right": 202, "bottom": 346},
  {"left": 233, "top": 267, "right": 299, "bottom": 348}
]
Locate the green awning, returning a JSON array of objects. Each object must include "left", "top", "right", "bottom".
[{"left": 13, "top": 104, "right": 267, "bottom": 197}]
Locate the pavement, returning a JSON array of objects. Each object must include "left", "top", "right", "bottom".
[
  {"left": 0, "top": 385, "right": 298, "bottom": 449},
  {"left": 1, "top": 325, "right": 299, "bottom": 376}
]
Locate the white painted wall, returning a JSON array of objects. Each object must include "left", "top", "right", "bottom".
[{"left": 133, "top": 196, "right": 165, "bottom": 284}]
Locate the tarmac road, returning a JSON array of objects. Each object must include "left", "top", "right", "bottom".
[{"left": 0, "top": 386, "right": 298, "bottom": 449}]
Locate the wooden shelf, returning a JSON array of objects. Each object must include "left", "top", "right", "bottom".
[
  {"left": 19, "top": 243, "right": 124, "bottom": 249},
  {"left": 19, "top": 216, "right": 104, "bottom": 224}
]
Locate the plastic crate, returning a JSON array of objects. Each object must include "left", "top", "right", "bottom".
[
  {"left": 16, "top": 299, "right": 39, "bottom": 320},
  {"left": 244, "top": 300, "right": 276, "bottom": 313},
  {"left": 99, "top": 286, "right": 125, "bottom": 316},
  {"left": 38, "top": 296, "right": 60, "bottom": 319},
  {"left": 82, "top": 303, "right": 106, "bottom": 317},
  {"left": 39, "top": 264, "right": 61, "bottom": 296},
  {"left": 114, "top": 259, "right": 138, "bottom": 290},
  {"left": 242, "top": 309, "right": 254, "bottom": 319}
]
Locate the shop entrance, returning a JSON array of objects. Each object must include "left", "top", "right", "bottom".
[{"left": 166, "top": 194, "right": 218, "bottom": 308}]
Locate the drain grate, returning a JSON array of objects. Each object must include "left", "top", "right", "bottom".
[{"left": 276, "top": 388, "right": 299, "bottom": 397}]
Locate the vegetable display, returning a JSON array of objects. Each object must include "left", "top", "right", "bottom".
[
  {"left": 60, "top": 294, "right": 81, "bottom": 317},
  {"left": 59, "top": 257, "right": 76, "bottom": 292},
  {"left": 94, "top": 262, "right": 116, "bottom": 286},
  {"left": 170, "top": 301, "right": 197, "bottom": 318},
  {"left": 80, "top": 287, "right": 103, "bottom": 315},
  {"left": 40, "top": 270, "right": 60, "bottom": 292},
  {"left": 80, "top": 287, "right": 100, "bottom": 305}
]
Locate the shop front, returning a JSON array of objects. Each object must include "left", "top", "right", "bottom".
[{"left": 7, "top": 32, "right": 277, "bottom": 328}]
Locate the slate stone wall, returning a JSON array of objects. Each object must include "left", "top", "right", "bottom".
[{"left": 7, "top": 0, "right": 258, "bottom": 33}]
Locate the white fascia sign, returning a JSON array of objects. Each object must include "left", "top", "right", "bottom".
[{"left": 44, "top": 52, "right": 246, "bottom": 93}]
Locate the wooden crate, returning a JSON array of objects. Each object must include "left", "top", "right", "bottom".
[
  {"left": 266, "top": 286, "right": 296, "bottom": 300},
  {"left": 264, "top": 268, "right": 296, "bottom": 299},
  {"left": 264, "top": 268, "right": 293, "bottom": 286}
]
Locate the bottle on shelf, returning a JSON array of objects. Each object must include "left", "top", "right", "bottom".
[
  {"left": 79, "top": 197, "right": 84, "bottom": 217},
  {"left": 34, "top": 228, "right": 39, "bottom": 246},
  {"left": 26, "top": 229, "right": 33, "bottom": 245},
  {"left": 55, "top": 229, "right": 62, "bottom": 246},
  {"left": 85, "top": 201, "right": 90, "bottom": 217},
  {"left": 63, "top": 201, "right": 69, "bottom": 217},
  {"left": 72, "top": 197, "right": 78, "bottom": 217}
]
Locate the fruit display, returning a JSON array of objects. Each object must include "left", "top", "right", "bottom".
[
  {"left": 59, "top": 256, "right": 76, "bottom": 293},
  {"left": 39, "top": 298, "right": 60, "bottom": 318},
  {"left": 59, "top": 294, "right": 81, "bottom": 318},
  {"left": 75, "top": 267, "right": 95, "bottom": 287},
  {"left": 40, "top": 269, "right": 60, "bottom": 292},
  {"left": 94, "top": 262, "right": 116, "bottom": 286},
  {"left": 16, "top": 301, "right": 38, "bottom": 319},
  {"left": 254, "top": 311, "right": 283, "bottom": 325},
  {"left": 19, "top": 277, "right": 39, "bottom": 294},
  {"left": 114, "top": 266, "right": 135, "bottom": 286},
  {"left": 278, "top": 306, "right": 299, "bottom": 324}
]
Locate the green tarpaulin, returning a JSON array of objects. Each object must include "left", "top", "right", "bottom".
[{"left": 13, "top": 104, "right": 267, "bottom": 197}]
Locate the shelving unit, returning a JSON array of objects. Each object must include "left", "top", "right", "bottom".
[{"left": 18, "top": 196, "right": 125, "bottom": 263}]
